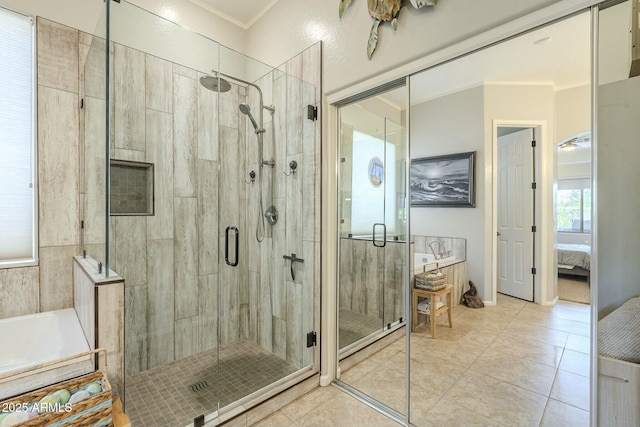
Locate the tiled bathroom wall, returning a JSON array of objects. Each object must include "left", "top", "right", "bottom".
[
  {"left": 0, "top": 18, "right": 82, "bottom": 320},
  {"left": 339, "top": 239, "right": 406, "bottom": 326},
  {"left": 94, "top": 39, "right": 322, "bottom": 377}
]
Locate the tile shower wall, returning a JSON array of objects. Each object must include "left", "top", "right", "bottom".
[
  {"left": 100, "top": 41, "right": 322, "bottom": 377},
  {"left": 339, "top": 238, "right": 406, "bottom": 325},
  {"left": 0, "top": 18, "right": 81, "bottom": 320}
]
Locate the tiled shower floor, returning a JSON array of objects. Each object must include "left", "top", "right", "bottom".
[
  {"left": 125, "top": 340, "right": 299, "bottom": 427},
  {"left": 339, "top": 310, "right": 384, "bottom": 349}
]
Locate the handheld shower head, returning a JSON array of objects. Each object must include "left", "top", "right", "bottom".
[{"left": 239, "top": 103, "right": 260, "bottom": 133}]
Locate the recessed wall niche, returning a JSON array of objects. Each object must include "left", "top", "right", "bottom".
[{"left": 109, "top": 160, "right": 154, "bottom": 216}]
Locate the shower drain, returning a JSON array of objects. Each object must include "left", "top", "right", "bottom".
[{"left": 188, "top": 380, "right": 210, "bottom": 393}]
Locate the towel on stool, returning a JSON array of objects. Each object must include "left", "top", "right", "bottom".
[{"left": 417, "top": 298, "right": 444, "bottom": 313}]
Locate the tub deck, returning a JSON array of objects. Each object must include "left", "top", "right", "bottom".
[{"left": 0, "top": 308, "right": 93, "bottom": 399}]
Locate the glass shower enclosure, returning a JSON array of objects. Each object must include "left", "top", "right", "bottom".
[
  {"left": 338, "top": 92, "right": 408, "bottom": 357},
  {"left": 80, "top": 1, "right": 321, "bottom": 426}
]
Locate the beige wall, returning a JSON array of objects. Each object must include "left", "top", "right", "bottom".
[
  {"left": 247, "top": 0, "right": 575, "bottom": 94},
  {"left": 410, "top": 83, "right": 557, "bottom": 303},
  {"left": 556, "top": 85, "right": 590, "bottom": 142},
  {"left": 0, "top": 0, "right": 245, "bottom": 55},
  {"left": 410, "top": 86, "right": 485, "bottom": 296}
]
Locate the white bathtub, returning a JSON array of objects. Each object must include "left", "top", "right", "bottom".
[
  {"left": 414, "top": 252, "right": 457, "bottom": 271},
  {"left": 0, "top": 309, "right": 93, "bottom": 399}
]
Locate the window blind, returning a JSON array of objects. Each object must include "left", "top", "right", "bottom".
[{"left": 0, "top": 7, "right": 35, "bottom": 264}]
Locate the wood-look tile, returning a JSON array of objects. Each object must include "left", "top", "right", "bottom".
[
  {"left": 172, "top": 63, "right": 197, "bottom": 79},
  {"left": 97, "top": 281, "right": 125, "bottom": 398},
  {"left": 37, "top": 18, "right": 79, "bottom": 93},
  {"left": 0, "top": 266, "right": 39, "bottom": 319},
  {"left": 113, "top": 44, "right": 145, "bottom": 152},
  {"left": 219, "top": 83, "right": 239, "bottom": 129},
  {"left": 38, "top": 87, "right": 80, "bottom": 247},
  {"left": 285, "top": 154, "right": 303, "bottom": 257},
  {"left": 145, "top": 109, "right": 174, "bottom": 240},
  {"left": 198, "top": 274, "right": 218, "bottom": 352},
  {"left": 175, "top": 316, "right": 199, "bottom": 360},
  {"left": 302, "top": 99, "right": 319, "bottom": 242},
  {"left": 80, "top": 35, "right": 107, "bottom": 100},
  {"left": 197, "top": 72, "right": 218, "bottom": 161},
  {"left": 81, "top": 97, "right": 107, "bottom": 248},
  {"left": 113, "top": 148, "right": 145, "bottom": 163},
  {"left": 285, "top": 281, "right": 303, "bottom": 367},
  {"left": 173, "top": 73, "right": 198, "bottom": 197},
  {"left": 257, "top": 270, "right": 273, "bottom": 352},
  {"left": 219, "top": 261, "right": 239, "bottom": 345},
  {"left": 272, "top": 316, "right": 287, "bottom": 360},
  {"left": 248, "top": 270, "right": 259, "bottom": 342},
  {"left": 301, "top": 241, "right": 317, "bottom": 367},
  {"left": 273, "top": 74, "right": 287, "bottom": 199},
  {"left": 145, "top": 54, "right": 173, "bottom": 113},
  {"left": 113, "top": 216, "right": 147, "bottom": 287},
  {"left": 147, "top": 239, "right": 175, "bottom": 369},
  {"left": 302, "top": 42, "right": 321, "bottom": 101},
  {"left": 174, "top": 197, "right": 199, "bottom": 320},
  {"left": 286, "top": 74, "right": 303, "bottom": 157},
  {"left": 197, "top": 159, "right": 219, "bottom": 276},
  {"left": 39, "top": 245, "right": 78, "bottom": 312},
  {"left": 124, "top": 285, "right": 148, "bottom": 375}
]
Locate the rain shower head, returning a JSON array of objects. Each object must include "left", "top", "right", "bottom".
[
  {"left": 199, "top": 75, "right": 231, "bottom": 92},
  {"left": 239, "top": 103, "right": 260, "bottom": 132}
]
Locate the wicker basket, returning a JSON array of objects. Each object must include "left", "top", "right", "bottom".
[
  {"left": 0, "top": 349, "right": 112, "bottom": 427},
  {"left": 415, "top": 267, "right": 447, "bottom": 291}
]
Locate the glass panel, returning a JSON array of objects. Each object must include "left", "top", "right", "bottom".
[
  {"left": 108, "top": 2, "right": 221, "bottom": 425},
  {"left": 596, "top": 2, "right": 640, "bottom": 423},
  {"left": 80, "top": 2, "right": 108, "bottom": 268},
  {"left": 339, "top": 103, "right": 387, "bottom": 351},
  {"left": 409, "top": 10, "right": 591, "bottom": 425},
  {"left": 337, "top": 85, "right": 408, "bottom": 418},
  {"left": 215, "top": 43, "right": 320, "bottom": 408}
]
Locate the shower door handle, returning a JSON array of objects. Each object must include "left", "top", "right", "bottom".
[
  {"left": 372, "top": 223, "right": 386, "bottom": 248},
  {"left": 225, "top": 226, "right": 239, "bottom": 267}
]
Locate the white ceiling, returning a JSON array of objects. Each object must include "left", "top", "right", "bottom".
[
  {"left": 189, "top": 0, "right": 280, "bottom": 29},
  {"left": 380, "top": 11, "right": 591, "bottom": 107}
]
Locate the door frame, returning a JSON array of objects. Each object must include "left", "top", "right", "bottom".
[{"left": 491, "top": 120, "right": 556, "bottom": 305}]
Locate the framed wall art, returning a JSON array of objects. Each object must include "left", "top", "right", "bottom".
[{"left": 410, "top": 151, "right": 476, "bottom": 207}]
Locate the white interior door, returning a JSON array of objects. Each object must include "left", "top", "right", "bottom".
[{"left": 497, "top": 128, "right": 534, "bottom": 301}]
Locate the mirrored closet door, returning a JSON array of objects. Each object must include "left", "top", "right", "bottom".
[{"left": 336, "top": 84, "right": 409, "bottom": 418}]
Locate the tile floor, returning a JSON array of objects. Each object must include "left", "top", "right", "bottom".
[
  {"left": 252, "top": 293, "right": 591, "bottom": 427},
  {"left": 126, "top": 340, "right": 299, "bottom": 427},
  {"left": 339, "top": 309, "right": 384, "bottom": 349}
]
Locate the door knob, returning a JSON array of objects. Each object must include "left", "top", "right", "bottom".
[{"left": 497, "top": 232, "right": 502, "bottom": 236}]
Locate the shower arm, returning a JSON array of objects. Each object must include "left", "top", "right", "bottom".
[
  {"left": 215, "top": 71, "right": 273, "bottom": 127},
  {"left": 215, "top": 71, "right": 275, "bottom": 169}
]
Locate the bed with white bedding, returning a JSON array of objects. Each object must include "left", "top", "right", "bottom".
[{"left": 556, "top": 243, "right": 590, "bottom": 281}]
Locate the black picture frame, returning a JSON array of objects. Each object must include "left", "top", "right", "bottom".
[{"left": 410, "top": 151, "right": 476, "bottom": 207}]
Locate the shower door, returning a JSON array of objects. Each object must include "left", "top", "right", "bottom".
[
  {"left": 338, "top": 98, "right": 407, "bottom": 355},
  {"left": 106, "top": 2, "right": 321, "bottom": 425},
  {"left": 336, "top": 84, "right": 409, "bottom": 417}
]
